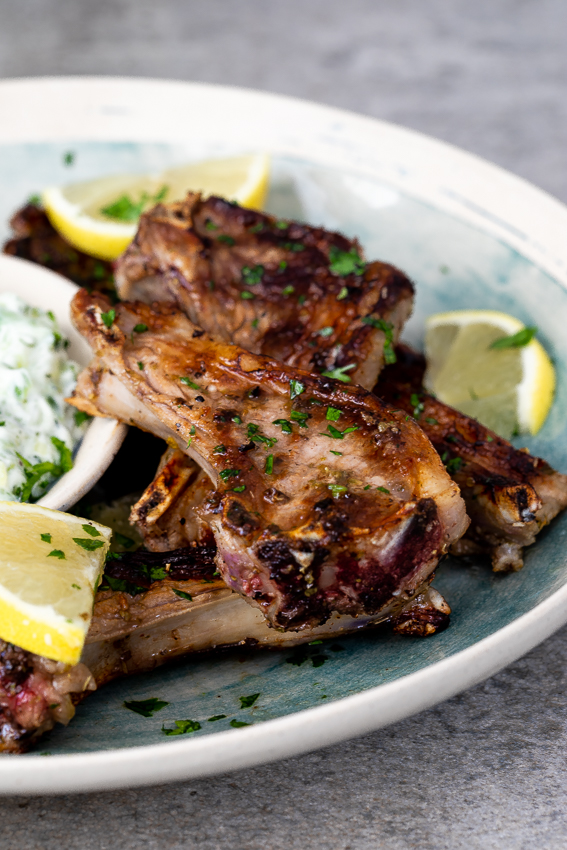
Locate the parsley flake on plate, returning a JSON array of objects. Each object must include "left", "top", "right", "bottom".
[
  {"left": 124, "top": 698, "right": 169, "bottom": 717},
  {"left": 239, "top": 693, "right": 260, "bottom": 709},
  {"left": 162, "top": 719, "right": 201, "bottom": 736}
]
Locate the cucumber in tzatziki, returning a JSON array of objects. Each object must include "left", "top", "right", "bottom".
[{"left": 0, "top": 292, "right": 88, "bottom": 502}]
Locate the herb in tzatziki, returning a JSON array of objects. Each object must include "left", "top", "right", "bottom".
[{"left": 0, "top": 293, "right": 88, "bottom": 502}]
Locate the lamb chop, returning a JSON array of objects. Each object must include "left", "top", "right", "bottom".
[
  {"left": 86, "top": 543, "right": 452, "bottom": 687},
  {"left": 375, "top": 346, "right": 567, "bottom": 571},
  {"left": 114, "top": 193, "right": 414, "bottom": 390},
  {"left": 68, "top": 289, "right": 468, "bottom": 630},
  {"left": 0, "top": 541, "right": 451, "bottom": 752}
]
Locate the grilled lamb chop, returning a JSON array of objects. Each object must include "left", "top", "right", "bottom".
[
  {"left": 85, "top": 544, "right": 452, "bottom": 687},
  {"left": 0, "top": 640, "right": 95, "bottom": 753},
  {"left": 114, "top": 193, "right": 414, "bottom": 389},
  {"left": 375, "top": 346, "right": 567, "bottom": 571},
  {"left": 68, "top": 289, "right": 468, "bottom": 630}
]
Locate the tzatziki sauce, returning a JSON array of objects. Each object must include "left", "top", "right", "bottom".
[{"left": 0, "top": 292, "right": 87, "bottom": 501}]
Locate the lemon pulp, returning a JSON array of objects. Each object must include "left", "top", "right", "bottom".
[
  {"left": 424, "top": 309, "right": 555, "bottom": 439},
  {"left": 0, "top": 502, "right": 111, "bottom": 664}
]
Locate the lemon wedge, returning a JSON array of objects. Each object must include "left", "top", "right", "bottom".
[
  {"left": 42, "top": 153, "right": 270, "bottom": 261},
  {"left": 0, "top": 502, "right": 111, "bottom": 664},
  {"left": 424, "top": 309, "right": 555, "bottom": 439}
]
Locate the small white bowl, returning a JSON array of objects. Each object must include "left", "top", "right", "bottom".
[{"left": 0, "top": 253, "right": 127, "bottom": 510}]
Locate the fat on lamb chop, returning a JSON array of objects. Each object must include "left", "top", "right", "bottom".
[
  {"left": 114, "top": 193, "right": 414, "bottom": 390},
  {"left": 68, "top": 289, "right": 468, "bottom": 630},
  {"left": 375, "top": 346, "right": 567, "bottom": 572}
]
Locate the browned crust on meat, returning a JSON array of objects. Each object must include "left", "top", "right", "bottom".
[{"left": 114, "top": 193, "right": 414, "bottom": 389}]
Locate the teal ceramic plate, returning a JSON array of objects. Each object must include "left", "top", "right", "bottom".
[{"left": 1, "top": 78, "right": 567, "bottom": 794}]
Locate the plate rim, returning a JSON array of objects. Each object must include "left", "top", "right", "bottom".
[{"left": 1, "top": 76, "right": 567, "bottom": 793}]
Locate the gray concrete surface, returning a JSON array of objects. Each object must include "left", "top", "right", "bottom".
[{"left": 1, "top": 1, "right": 567, "bottom": 847}]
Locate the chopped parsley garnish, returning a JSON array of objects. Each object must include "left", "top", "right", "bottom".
[
  {"left": 100, "top": 309, "right": 116, "bottom": 328},
  {"left": 321, "top": 363, "right": 356, "bottom": 382},
  {"left": 100, "top": 185, "right": 167, "bottom": 222},
  {"left": 264, "top": 454, "right": 274, "bottom": 474},
  {"left": 217, "top": 234, "right": 236, "bottom": 246},
  {"left": 330, "top": 450, "right": 342, "bottom": 456},
  {"left": 282, "top": 285, "right": 295, "bottom": 296},
  {"left": 251, "top": 318, "right": 259, "bottom": 329},
  {"left": 249, "top": 222, "right": 263, "bottom": 233},
  {"left": 205, "top": 219, "right": 218, "bottom": 230},
  {"left": 213, "top": 444, "right": 227, "bottom": 454},
  {"left": 133, "top": 323, "right": 148, "bottom": 333},
  {"left": 329, "top": 245, "right": 365, "bottom": 276},
  {"left": 361, "top": 316, "right": 396, "bottom": 364},
  {"left": 63, "top": 151, "right": 75, "bottom": 166},
  {"left": 410, "top": 393, "right": 424, "bottom": 419},
  {"left": 40, "top": 533, "right": 52, "bottom": 543},
  {"left": 124, "top": 698, "right": 169, "bottom": 717},
  {"left": 173, "top": 589, "right": 193, "bottom": 601},
  {"left": 445, "top": 457, "right": 464, "bottom": 473},
  {"left": 232, "top": 415, "right": 242, "bottom": 424},
  {"left": 336, "top": 286, "right": 349, "bottom": 301},
  {"left": 376, "top": 486, "right": 390, "bottom": 494},
  {"left": 28, "top": 194, "right": 41, "bottom": 205},
  {"left": 180, "top": 377, "right": 201, "bottom": 391},
  {"left": 74, "top": 410, "right": 90, "bottom": 427},
  {"left": 318, "top": 326, "right": 333, "bottom": 338},
  {"left": 208, "top": 715, "right": 227, "bottom": 722},
  {"left": 137, "top": 362, "right": 144, "bottom": 370},
  {"left": 321, "top": 424, "right": 359, "bottom": 440},
  {"left": 48, "top": 549, "right": 65, "bottom": 559},
  {"left": 425, "top": 417, "right": 438, "bottom": 425},
  {"left": 73, "top": 537, "right": 105, "bottom": 551},
  {"left": 272, "top": 419, "right": 293, "bottom": 434},
  {"left": 247, "top": 423, "right": 278, "bottom": 447},
  {"left": 239, "top": 693, "right": 260, "bottom": 709},
  {"left": 326, "top": 406, "right": 341, "bottom": 421},
  {"left": 233, "top": 484, "right": 246, "bottom": 492},
  {"left": 241, "top": 264, "right": 264, "bottom": 285},
  {"left": 289, "top": 379, "right": 305, "bottom": 400},
  {"left": 219, "top": 469, "right": 240, "bottom": 482},
  {"left": 298, "top": 294, "right": 307, "bottom": 305},
  {"left": 241, "top": 290, "right": 255, "bottom": 299},
  {"left": 99, "top": 575, "right": 146, "bottom": 596},
  {"left": 82, "top": 524, "right": 101, "bottom": 537},
  {"left": 290, "top": 410, "right": 309, "bottom": 427},
  {"left": 279, "top": 260, "right": 288, "bottom": 270},
  {"left": 283, "top": 242, "right": 304, "bottom": 252},
  {"left": 275, "top": 220, "right": 288, "bottom": 229},
  {"left": 114, "top": 532, "right": 135, "bottom": 549},
  {"left": 364, "top": 484, "right": 371, "bottom": 490},
  {"left": 230, "top": 719, "right": 252, "bottom": 728},
  {"left": 329, "top": 484, "right": 347, "bottom": 498},
  {"left": 490, "top": 326, "right": 537, "bottom": 349},
  {"left": 72, "top": 583, "right": 81, "bottom": 590},
  {"left": 162, "top": 719, "right": 201, "bottom": 736},
  {"left": 16, "top": 437, "right": 73, "bottom": 502}
]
